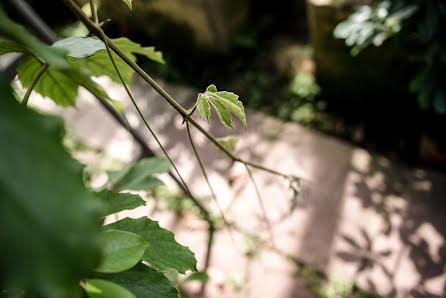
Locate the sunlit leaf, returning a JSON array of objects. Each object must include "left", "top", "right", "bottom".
[
  {"left": 197, "top": 93, "right": 210, "bottom": 123},
  {"left": 209, "top": 96, "right": 232, "bottom": 128},
  {"left": 96, "top": 230, "right": 148, "bottom": 273},
  {"left": 122, "top": 0, "right": 132, "bottom": 10},
  {"left": 84, "top": 279, "right": 136, "bottom": 298},
  {"left": 114, "top": 38, "right": 165, "bottom": 64},
  {"left": 183, "top": 271, "right": 209, "bottom": 283},
  {"left": 104, "top": 217, "right": 197, "bottom": 274},
  {"left": 53, "top": 37, "right": 105, "bottom": 59}
]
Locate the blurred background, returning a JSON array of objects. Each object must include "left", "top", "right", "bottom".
[{"left": 2, "top": 0, "right": 446, "bottom": 297}]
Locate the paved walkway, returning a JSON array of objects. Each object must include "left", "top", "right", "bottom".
[{"left": 30, "top": 76, "right": 446, "bottom": 298}]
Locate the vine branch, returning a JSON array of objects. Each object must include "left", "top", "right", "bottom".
[{"left": 22, "top": 62, "right": 48, "bottom": 106}]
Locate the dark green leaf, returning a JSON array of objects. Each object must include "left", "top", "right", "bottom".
[
  {"left": 183, "top": 271, "right": 209, "bottom": 283},
  {"left": 0, "top": 7, "right": 69, "bottom": 68},
  {"left": 115, "top": 158, "right": 170, "bottom": 191},
  {"left": 104, "top": 217, "right": 197, "bottom": 274},
  {"left": 53, "top": 37, "right": 105, "bottom": 59},
  {"left": 96, "top": 230, "right": 148, "bottom": 273},
  {"left": 197, "top": 93, "right": 210, "bottom": 123},
  {"left": 433, "top": 92, "right": 446, "bottom": 113},
  {"left": 96, "top": 263, "right": 178, "bottom": 298},
  {"left": 84, "top": 279, "right": 136, "bottom": 298},
  {"left": 95, "top": 189, "right": 146, "bottom": 217},
  {"left": 0, "top": 75, "right": 100, "bottom": 297},
  {"left": 0, "top": 40, "right": 31, "bottom": 55}
]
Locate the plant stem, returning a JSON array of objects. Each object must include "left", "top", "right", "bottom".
[
  {"left": 244, "top": 164, "right": 274, "bottom": 244},
  {"left": 61, "top": 0, "right": 302, "bottom": 184},
  {"left": 89, "top": 0, "right": 98, "bottom": 24},
  {"left": 22, "top": 62, "right": 47, "bottom": 106},
  {"left": 99, "top": 30, "right": 196, "bottom": 209}
]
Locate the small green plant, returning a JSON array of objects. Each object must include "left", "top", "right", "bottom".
[{"left": 334, "top": 0, "right": 446, "bottom": 113}]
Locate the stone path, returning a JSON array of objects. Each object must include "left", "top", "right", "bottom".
[{"left": 29, "top": 76, "right": 446, "bottom": 298}]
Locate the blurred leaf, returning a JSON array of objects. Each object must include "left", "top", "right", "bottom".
[
  {"left": 183, "top": 271, "right": 209, "bottom": 283},
  {"left": 197, "top": 85, "right": 247, "bottom": 128},
  {"left": 114, "top": 38, "right": 165, "bottom": 64},
  {"left": 212, "top": 136, "right": 238, "bottom": 156},
  {"left": 0, "top": 7, "right": 69, "bottom": 68},
  {"left": 433, "top": 91, "right": 446, "bottom": 113},
  {"left": 0, "top": 40, "right": 31, "bottom": 55},
  {"left": 0, "top": 75, "right": 100, "bottom": 297},
  {"left": 96, "top": 230, "right": 148, "bottom": 273},
  {"left": 115, "top": 158, "right": 170, "bottom": 191},
  {"left": 122, "top": 0, "right": 132, "bottom": 10},
  {"left": 85, "top": 279, "right": 136, "bottom": 298},
  {"left": 53, "top": 37, "right": 105, "bottom": 59},
  {"left": 104, "top": 217, "right": 197, "bottom": 274},
  {"left": 96, "top": 263, "right": 178, "bottom": 298},
  {"left": 95, "top": 189, "right": 146, "bottom": 217}
]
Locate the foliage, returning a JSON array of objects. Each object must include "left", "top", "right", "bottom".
[{"left": 334, "top": 0, "right": 446, "bottom": 113}]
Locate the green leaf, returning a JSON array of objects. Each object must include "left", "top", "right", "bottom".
[
  {"left": 208, "top": 96, "right": 233, "bottom": 128},
  {"left": 0, "top": 7, "right": 69, "bottom": 68},
  {"left": 122, "top": 0, "right": 133, "bottom": 9},
  {"left": 104, "top": 217, "right": 197, "bottom": 274},
  {"left": 17, "top": 56, "right": 78, "bottom": 106},
  {"left": 0, "top": 75, "right": 100, "bottom": 297},
  {"left": 96, "top": 230, "right": 148, "bottom": 273},
  {"left": 214, "top": 91, "right": 247, "bottom": 128},
  {"left": 115, "top": 157, "right": 170, "bottom": 191},
  {"left": 0, "top": 40, "right": 32, "bottom": 55},
  {"left": 114, "top": 38, "right": 165, "bottom": 64},
  {"left": 85, "top": 279, "right": 136, "bottom": 298},
  {"left": 96, "top": 263, "right": 178, "bottom": 298},
  {"left": 183, "top": 271, "right": 209, "bottom": 283},
  {"left": 53, "top": 37, "right": 105, "bottom": 59},
  {"left": 213, "top": 136, "right": 239, "bottom": 156},
  {"left": 95, "top": 189, "right": 146, "bottom": 217},
  {"left": 198, "top": 85, "right": 247, "bottom": 128},
  {"left": 197, "top": 93, "right": 210, "bottom": 123},
  {"left": 69, "top": 50, "right": 134, "bottom": 85},
  {"left": 206, "top": 84, "right": 217, "bottom": 92}
]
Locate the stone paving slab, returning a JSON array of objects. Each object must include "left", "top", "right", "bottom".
[{"left": 28, "top": 76, "right": 446, "bottom": 298}]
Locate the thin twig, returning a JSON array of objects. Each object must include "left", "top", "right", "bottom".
[
  {"left": 60, "top": 0, "right": 303, "bottom": 184},
  {"left": 89, "top": 0, "right": 98, "bottom": 24},
  {"left": 99, "top": 30, "right": 196, "bottom": 210},
  {"left": 22, "top": 62, "right": 48, "bottom": 106},
  {"left": 244, "top": 164, "right": 274, "bottom": 245}
]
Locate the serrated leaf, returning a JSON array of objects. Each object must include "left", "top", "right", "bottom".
[
  {"left": 208, "top": 96, "right": 232, "bottom": 128},
  {"left": 114, "top": 38, "right": 165, "bottom": 64},
  {"left": 18, "top": 56, "right": 79, "bottom": 106},
  {"left": 183, "top": 271, "right": 209, "bottom": 283},
  {"left": 0, "top": 76, "right": 100, "bottom": 297},
  {"left": 0, "top": 7, "right": 69, "bottom": 68},
  {"left": 122, "top": 0, "right": 132, "bottom": 9},
  {"left": 95, "top": 189, "right": 146, "bottom": 217},
  {"left": 197, "top": 93, "right": 210, "bottom": 123},
  {"left": 85, "top": 279, "right": 136, "bottom": 298},
  {"left": 53, "top": 37, "right": 105, "bottom": 59},
  {"left": 0, "top": 40, "right": 32, "bottom": 55},
  {"left": 214, "top": 91, "right": 247, "bottom": 128},
  {"left": 96, "top": 230, "right": 148, "bottom": 273},
  {"left": 115, "top": 157, "right": 170, "bottom": 191},
  {"left": 206, "top": 84, "right": 217, "bottom": 92},
  {"left": 96, "top": 263, "right": 178, "bottom": 298},
  {"left": 104, "top": 217, "right": 197, "bottom": 274}
]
